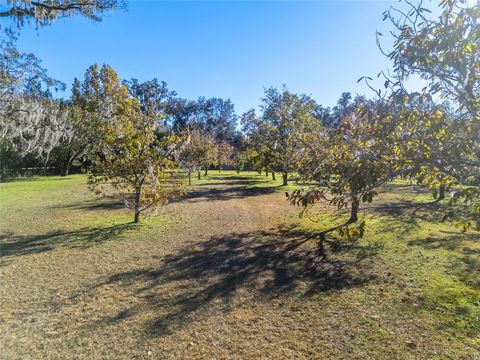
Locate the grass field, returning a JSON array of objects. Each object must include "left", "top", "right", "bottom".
[{"left": 0, "top": 172, "right": 479, "bottom": 359}]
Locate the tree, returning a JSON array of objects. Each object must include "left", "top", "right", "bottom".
[
  {"left": 196, "top": 97, "right": 237, "bottom": 144},
  {"left": 241, "top": 109, "right": 277, "bottom": 178},
  {"left": 0, "top": 29, "right": 72, "bottom": 161},
  {"left": 0, "top": 0, "right": 126, "bottom": 175},
  {"left": 62, "top": 64, "right": 125, "bottom": 173},
  {"left": 1, "top": 0, "right": 125, "bottom": 27},
  {"left": 0, "top": 29, "right": 63, "bottom": 96},
  {"left": 0, "top": 96, "right": 74, "bottom": 159},
  {"left": 214, "top": 141, "right": 234, "bottom": 171},
  {"left": 165, "top": 98, "right": 198, "bottom": 134},
  {"left": 381, "top": 0, "right": 479, "bottom": 120},
  {"left": 84, "top": 65, "right": 182, "bottom": 223},
  {"left": 330, "top": 92, "right": 354, "bottom": 126},
  {"left": 124, "top": 78, "right": 176, "bottom": 126},
  {"left": 289, "top": 96, "right": 397, "bottom": 238},
  {"left": 176, "top": 127, "right": 216, "bottom": 185},
  {"left": 243, "top": 88, "right": 321, "bottom": 186},
  {"left": 377, "top": 0, "right": 480, "bottom": 230}
]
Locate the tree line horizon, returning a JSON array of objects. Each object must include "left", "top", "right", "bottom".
[{"left": 0, "top": 0, "right": 478, "bottom": 234}]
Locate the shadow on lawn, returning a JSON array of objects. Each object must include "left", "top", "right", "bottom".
[
  {"left": 372, "top": 193, "right": 479, "bottom": 290},
  {"left": 208, "top": 175, "right": 266, "bottom": 181},
  {"left": 53, "top": 199, "right": 126, "bottom": 211},
  {"left": 408, "top": 231, "right": 480, "bottom": 290},
  {"left": 171, "top": 183, "right": 280, "bottom": 203},
  {"left": 373, "top": 200, "right": 441, "bottom": 224},
  {"left": 92, "top": 224, "right": 381, "bottom": 336},
  {"left": 0, "top": 223, "right": 134, "bottom": 260},
  {"left": 195, "top": 180, "right": 264, "bottom": 187}
]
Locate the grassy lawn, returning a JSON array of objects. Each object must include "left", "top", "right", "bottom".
[{"left": 0, "top": 172, "right": 479, "bottom": 359}]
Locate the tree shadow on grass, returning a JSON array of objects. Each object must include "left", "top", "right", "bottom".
[
  {"left": 91, "top": 224, "right": 381, "bottom": 337},
  {"left": 408, "top": 231, "right": 480, "bottom": 290},
  {"left": 195, "top": 180, "right": 264, "bottom": 187},
  {"left": 208, "top": 175, "right": 265, "bottom": 182},
  {"left": 171, "top": 184, "right": 280, "bottom": 203},
  {"left": 0, "top": 177, "right": 41, "bottom": 183},
  {"left": 53, "top": 199, "right": 126, "bottom": 211},
  {"left": 372, "top": 200, "right": 441, "bottom": 224},
  {"left": 0, "top": 223, "right": 134, "bottom": 260}
]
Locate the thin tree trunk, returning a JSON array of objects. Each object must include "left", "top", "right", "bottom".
[
  {"left": 59, "top": 145, "right": 73, "bottom": 176},
  {"left": 60, "top": 157, "right": 73, "bottom": 176},
  {"left": 134, "top": 187, "right": 141, "bottom": 223},
  {"left": 204, "top": 167, "right": 208, "bottom": 176},
  {"left": 282, "top": 172, "right": 288, "bottom": 186},
  {"left": 272, "top": 171, "right": 276, "bottom": 181},
  {"left": 188, "top": 171, "right": 191, "bottom": 186},
  {"left": 349, "top": 195, "right": 359, "bottom": 223},
  {"left": 198, "top": 171, "right": 201, "bottom": 180},
  {"left": 265, "top": 170, "right": 269, "bottom": 177},
  {"left": 438, "top": 185, "right": 445, "bottom": 200},
  {"left": 61, "top": 165, "right": 70, "bottom": 176}
]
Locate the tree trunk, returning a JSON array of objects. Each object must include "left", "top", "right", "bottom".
[
  {"left": 265, "top": 170, "right": 269, "bottom": 177},
  {"left": 282, "top": 172, "right": 288, "bottom": 186},
  {"left": 60, "top": 157, "right": 73, "bottom": 176},
  {"left": 348, "top": 196, "right": 359, "bottom": 223},
  {"left": 133, "top": 187, "right": 141, "bottom": 223},
  {"left": 237, "top": 169, "right": 240, "bottom": 174},
  {"left": 204, "top": 167, "right": 208, "bottom": 176},
  {"left": 272, "top": 171, "right": 276, "bottom": 181},
  {"left": 198, "top": 171, "right": 201, "bottom": 180},
  {"left": 60, "top": 145, "right": 85, "bottom": 177},
  {"left": 188, "top": 171, "right": 191, "bottom": 186},
  {"left": 438, "top": 185, "right": 445, "bottom": 200}
]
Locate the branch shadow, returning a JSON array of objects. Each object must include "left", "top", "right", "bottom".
[
  {"left": 372, "top": 200, "right": 441, "bottom": 223},
  {"left": 53, "top": 199, "right": 126, "bottom": 211},
  {"left": 171, "top": 184, "right": 280, "bottom": 203},
  {"left": 207, "top": 175, "right": 265, "bottom": 182},
  {"left": 0, "top": 223, "right": 134, "bottom": 261},
  {"left": 369, "top": 199, "right": 445, "bottom": 238},
  {"left": 195, "top": 180, "right": 264, "bottom": 187},
  {"left": 408, "top": 231, "right": 480, "bottom": 290},
  {"left": 90, "top": 224, "right": 381, "bottom": 337}
]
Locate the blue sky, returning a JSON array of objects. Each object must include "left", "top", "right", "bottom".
[{"left": 5, "top": 0, "right": 405, "bottom": 114}]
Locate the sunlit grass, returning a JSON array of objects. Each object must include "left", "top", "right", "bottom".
[{"left": 0, "top": 173, "right": 478, "bottom": 358}]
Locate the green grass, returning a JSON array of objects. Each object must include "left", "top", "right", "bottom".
[{"left": 0, "top": 173, "right": 479, "bottom": 359}]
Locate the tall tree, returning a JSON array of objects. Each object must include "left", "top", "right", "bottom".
[
  {"left": 379, "top": 0, "right": 480, "bottom": 230},
  {"left": 0, "top": 30, "right": 70, "bottom": 160},
  {"left": 196, "top": 97, "right": 237, "bottom": 144},
  {"left": 289, "top": 96, "right": 397, "bottom": 238},
  {"left": 124, "top": 78, "right": 176, "bottom": 126},
  {"left": 166, "top": 98, "right": 198, "bottom": 134},
  {"left": 85, "top": 65, "right": 182, "bottom": 223},
  {"left": 176, "top": 127, "right": 216, "bottom": 185},
  {"left": 244, "top": 88, "right": 321, "bottom": 186}
]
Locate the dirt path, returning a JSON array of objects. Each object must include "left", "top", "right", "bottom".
[
  {"left": 165, "top": 178, "right": 293, "bottom": 239},
  {"left": 0, "top": 175, "right": 310, "bottom": 359}
]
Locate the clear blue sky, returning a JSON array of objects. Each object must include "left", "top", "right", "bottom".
[{"left": 5, "top": 0, "right": 405, "bottom": 115}]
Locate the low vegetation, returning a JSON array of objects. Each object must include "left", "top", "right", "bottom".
[
  {"left": 0, "top": 0, "right": 479, "bottom": 358},
  {"left": 0, "top": 173, "right": 478, "bottom": 358}
]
